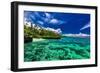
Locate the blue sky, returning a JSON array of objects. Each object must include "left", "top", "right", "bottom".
[{"left": 24, "top": 11, "right": 90, "bottom": 34}]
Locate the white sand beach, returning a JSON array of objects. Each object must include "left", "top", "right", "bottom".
[{"left": 32, "top": 38, "right": 45, "bottom": 42}]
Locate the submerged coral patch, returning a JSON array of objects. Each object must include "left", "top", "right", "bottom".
[{"left": 24, "top": 37, "right": 90, "bottom": 62}]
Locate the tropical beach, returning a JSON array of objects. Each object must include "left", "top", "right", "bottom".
[{"left": 24, "top": 11, "right": 90, "bottom": 62}]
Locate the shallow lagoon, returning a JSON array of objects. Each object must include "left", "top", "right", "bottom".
[{"left": 24, "top": 36, "right": 90, "bottom": 62}]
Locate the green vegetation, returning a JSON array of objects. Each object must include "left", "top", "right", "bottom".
[
  {"left": 24, "top": 24, "right": 61, "bottom": 39},
  {"left": 24, "top": 23, "right": 90, "bottom": 62}
]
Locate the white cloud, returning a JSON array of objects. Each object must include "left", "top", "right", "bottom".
[
  {"left": 43, "top": 13, "right": 65, "bottom": 25},
  {"left": 30, "top": 15, "right": 36, "bottom": 20},
  {"left": 49, "top": 18, "right": 65, "bottom": 25},
  {"left": 42, "top": 13, "right": 52, "bottom": 22},
  {"left": 44, "top": 17, "right": 50, "bottom": 22},
  {"left": 25, "top": 11, "right": 66, "bottom": 26},
  {"left": 45, "top": 27, "right": 62, "bottom": 34},
  {"left": 45, "top": 13, "right": 51, "bottom": 18},
  {"left": 49, "top": 19, "right": 59, "bottom": 24},
  {"left": 37, "top": 21, "right": 44, "bottom": 25},
  {"left": 80, "top": 22, "right": 90, "bottom": 30},
  {"left": 24, "top": 21, "right": 32, "bottom": 27},
  {"left": 56, "top": 28, "right": 62, "bottom": 33}
]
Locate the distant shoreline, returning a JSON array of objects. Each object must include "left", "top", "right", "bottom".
[{"left": 62, "top": 33, "right": 90, "bottom": 38}]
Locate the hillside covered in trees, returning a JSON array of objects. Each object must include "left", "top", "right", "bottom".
[{"left": 24, "top": 23, "right": 61, "bottom": 43}]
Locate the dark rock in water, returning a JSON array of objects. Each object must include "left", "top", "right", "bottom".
[
  {"left": 24, "top": 36, "right": 32, "bottom": 43},
  {"left": 42, "top": 36, "right": 61, "bottom": 39}
]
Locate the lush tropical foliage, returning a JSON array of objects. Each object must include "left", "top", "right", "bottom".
[{"left": 24, "top": 24, "right": 61, "bottom": 39}]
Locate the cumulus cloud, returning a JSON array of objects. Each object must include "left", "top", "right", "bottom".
[
  {"left": 43, "top": 17, "right": 50, "bottom": 22},
  {"left": 45, "top": 27, "right": 62, "bottom": 34},
  {"left": 45, "top": 13, "right": 51, "bottom": 18},
  {"left": 43, "top": 12, "right": 65, "bottom": 25},
  {"left": 25, "top": 11, "right": 66, "bottom": 26},
  {"left": 49, "top": 18, "right": 65, "bottom": 25},
  {"left": 56, "top": 28, "right": 62, "bottom": 33},
  {"left": 80, "top": 22, "right": 90, "bottom": 30},
  {"left": 37, "top": 21, "right": 44, "bottom": 25},
  {"left": 41, "top": 12, "right": 52, "bottom": 22},
  {"left": 49, "top": 19, "right": 59, "bottom": 24},
  {"left": 30, "top": 15, "right": 36, "bottom": 20}
]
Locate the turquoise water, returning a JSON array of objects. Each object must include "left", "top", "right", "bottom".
[{"left": 24, "top": 37, "right": 90, "bottom": 62}]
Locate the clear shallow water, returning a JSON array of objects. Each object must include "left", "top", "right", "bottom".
[{"left": 24, "top": 37, "right": 90, "bottom": 62}]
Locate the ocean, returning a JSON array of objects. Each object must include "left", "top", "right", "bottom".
[{"left": 24, "top": 36, "right": 90, "bottom": 62}]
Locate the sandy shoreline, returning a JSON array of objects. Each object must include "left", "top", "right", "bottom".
[{"left": 32, "top": 38, "right": 45, "bottom": 42}]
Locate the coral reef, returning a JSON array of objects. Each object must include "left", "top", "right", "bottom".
[{"left": 24, "top": 37, "right": 90, "bottom": 62}]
